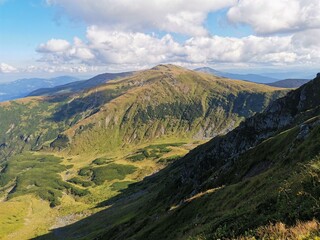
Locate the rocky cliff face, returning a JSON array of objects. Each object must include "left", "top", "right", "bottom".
[{"left": 176, "top": 73, "right": 320, "bottom": 197}]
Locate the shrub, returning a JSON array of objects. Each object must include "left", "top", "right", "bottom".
[
  {"left": 92, "top": 157, "right": 114, "bottom": 165},
  {"left": 92, "top": 164, "right": 137, "bottom": 185},
  {"left": 67, "top": 177, "right": 94, "bottom": 187}
]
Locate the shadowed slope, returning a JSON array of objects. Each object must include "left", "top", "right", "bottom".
[{"left": 34, "top": 73, "right": 320, "bottom": 240}]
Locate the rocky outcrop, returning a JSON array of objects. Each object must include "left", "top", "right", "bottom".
[{"left": 179, "top": 73, "right": 320, "bottom": 192}]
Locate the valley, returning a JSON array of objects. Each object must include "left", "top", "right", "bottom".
[
  {"left": 3, "top": 1, "right": 320, "bottom": 239},
  {"left": 35, "top": 71, "right": 320, "bottom": 240},
  {"left": 0, "top": 65, "right": 289, "bottom": 239}
]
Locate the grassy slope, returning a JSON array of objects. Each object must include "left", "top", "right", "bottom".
[
  {"left": 0, "top": 97, "right": 66, "bottom": 161},
  {"left": 60, "top": 64, "right": 287, "bottom": 155},
  {"left": 0, "top": 142, "right": 193, "bottom": 239},
  {"left": 0, "top": 65, "right": 288, "bottom": 239},
  {"left": 0, "top": 195, "right": 56, "bottom": 240},
  {"left": 0, "top": 64, "right": 287, "bottom": 159},
  {"left": 32, "top": 74, "right": 320, "bottom": 239},
  {"left": 35, "top": 120, "right": 320, "bottom": 239}
]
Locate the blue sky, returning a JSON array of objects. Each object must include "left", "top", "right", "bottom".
[
  {"left": 1, "top": 0, "right": 320, "bottom": 81},
  {"left": 0, "top": 0, "right": 85, "bottom": 66}
]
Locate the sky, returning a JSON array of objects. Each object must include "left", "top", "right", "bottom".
[{"left": 1, "top": 0, "right": 320, "bottom": 81}]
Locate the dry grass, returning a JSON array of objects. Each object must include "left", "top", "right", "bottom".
[
  {"left": 238, "top": 220, "right": 320, "bottom": 240},
  {"left": 0, "top": 195, "right": 57, "bottom": 240},
  {"left": 185, "top": 186, "right": 225, "bottom": 203}
]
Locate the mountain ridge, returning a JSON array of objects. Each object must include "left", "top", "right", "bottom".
[
  {"left": 56, "top": 64, "right": 288, "bottom": 155},
  {"left": 0, "top": 64, "right": 289, "bottom": 162},
  {"left": 34, "top": 72, "right": 320, "bottom": 240}
]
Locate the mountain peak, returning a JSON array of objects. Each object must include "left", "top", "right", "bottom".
[{"left": 151, "top": 64, "right": 184, "bottom": 71}]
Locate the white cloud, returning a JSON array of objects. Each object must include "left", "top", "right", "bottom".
[
  {"left": 0, "top": 63, "right": 17, "bottom": 73},
  {"left": 37, "top": 26, "right": 184, "bottom": 66},
  {"left": 37, "top": 39, "right": 70, "bottom": 53},
  {"left": 30, "top": 0, "right": 320, "bottom": 73},
  {"left": 86, "top": 26, "right": 184, "bottom": 64},
  {"left": 36, "top": 26, "right": 320, "bottom": 69},
  {"left": 184, "top": 35, "right": 296, "bottom": 64},
  {"left": 36, "top": 37, "right": 95, "bottom": 64},
  {"left": 22, "top": 64, "right": 103, "bottom": 74},
  {"left": 46, "top": 0, "right": 236, "bottom": 36},
  {"left": 227, "top": 0, "right": 320, "bottom": 35},
  {"left": 292, "top": 29, "right": 320, "bottom": 48}
]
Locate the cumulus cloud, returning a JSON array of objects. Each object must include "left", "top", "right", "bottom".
[
  {"left": 46, "top": 0, "right": 236, "bottom": 36},
  {"left": 24, "top": 64, "right": 99, "bottom": 73},
  {"left": 0, "top": 63, "right": 17, "bottom": 73},
  {"left": 37, "top": 38, "right": 70, "bottom": 53},
  {"left": 37, "top": 26, "right": 184, "bottom": 66},
  {"left": 33, "top": 0, "right": 320, "bottom": 71},
  {"left": 184, "top": 35, "right": 298, "bottom": 64},
  {"left": 36, "top": 26, "right": 320, "bottom": 69},
  {"left": 227, "top": 0, "right": 320, "bottom": 35},
  {"left": 36, "top": 37, "right": 95, "bottom": 64},
  {"left": 86, "top": 26, "right": 184, "bottom": 64}
]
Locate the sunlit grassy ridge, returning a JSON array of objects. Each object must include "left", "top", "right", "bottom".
[
  {"left": 60, "top": 65, "right": 287, "bottom": 155},
  {"left": 0, "top": 64, "right": 287, "bottom": 159},
  {"left": 0, "top": 65, "right": 289, "bottom": 239}
]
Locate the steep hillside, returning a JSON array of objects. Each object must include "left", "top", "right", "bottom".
[
  {"left": 36, "top": 73, "right": 320, "bottom": 239},
  {"left": 57, "top": 64, "right": 287, "bottom": 155},
  {"left": 0, "top": 65, "right": 286, "bottom": 159},
  {"left": 0, "top": 97, "right": 67, "bottom": 162},
  {"left": 0, "top": 65, "right": 288, "bottom": 239}
]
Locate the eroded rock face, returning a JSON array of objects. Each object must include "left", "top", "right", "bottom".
[
  {"left": 179, "top": 74, "right": 320, "bottom": 192},
  {"left": 297, "top": 119, "right": 320, "bottom": 141}
]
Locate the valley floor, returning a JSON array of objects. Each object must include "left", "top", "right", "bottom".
[{"left": 0, "top": 139, "right": 201, "bottom": 239}]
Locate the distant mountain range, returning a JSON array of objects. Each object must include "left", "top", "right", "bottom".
[
  {"left": 195, "top": 67, "right": 311, "bottom": 88},
  {"left": 195, "top": 67, "right": 278, "bottom": 83},
  {"left": 266, "top": 78, "right": 311, "bottom": 88},
  {"left": 0, "top": 68, "right": 310, "bottom": 104},
  {"left": 0, "top": 76, "right": 79, "bottom": 102},
  {"left": 29, "top": 71, "right": 134, "bottom": 97}
]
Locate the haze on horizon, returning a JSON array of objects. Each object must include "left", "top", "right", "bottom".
[{"left": 1, "top": 0, "right": 320, "bottom": 81}]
